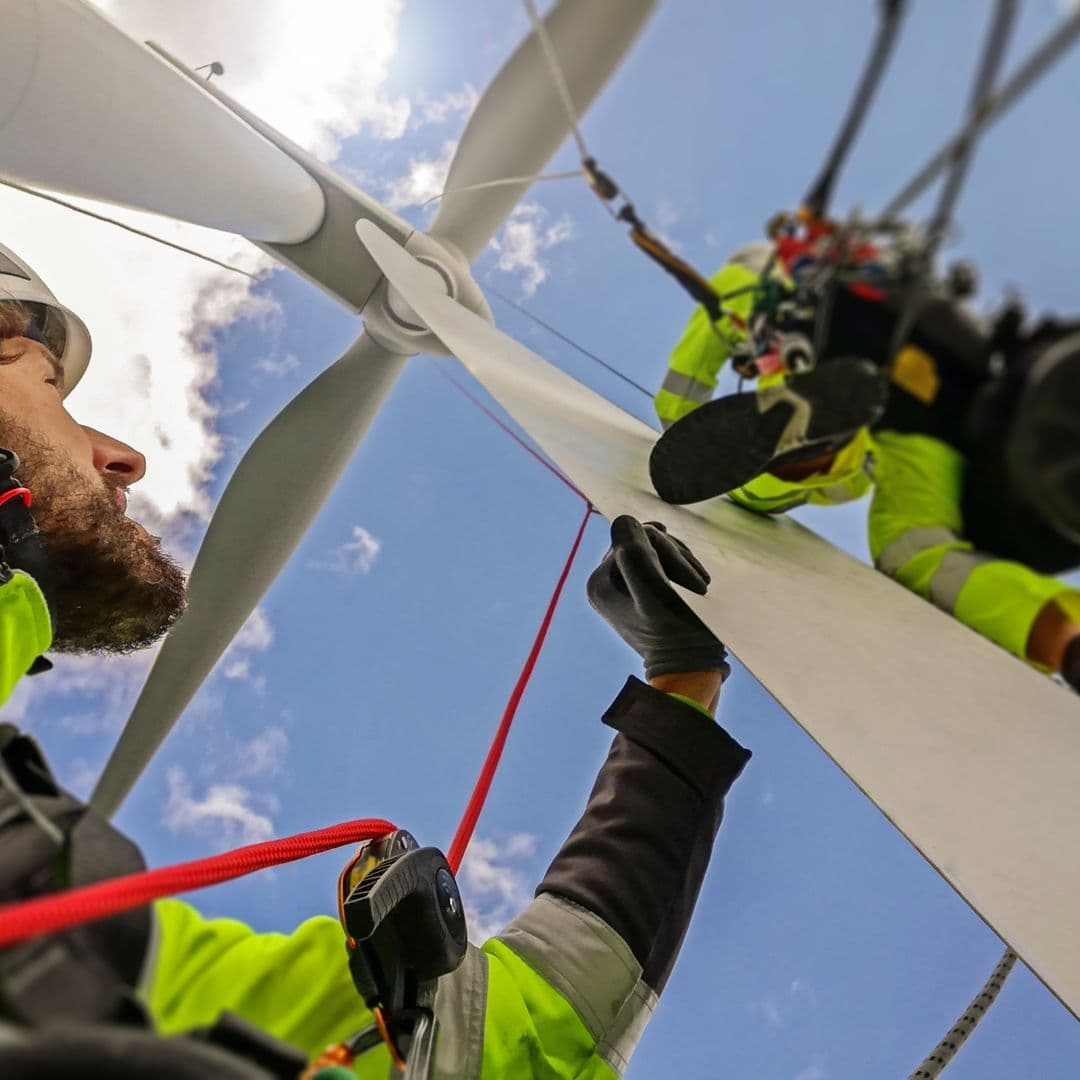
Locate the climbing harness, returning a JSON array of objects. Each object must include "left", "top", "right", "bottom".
[{"left": 802, "top": 0, "right": 909, "bottom": 220}]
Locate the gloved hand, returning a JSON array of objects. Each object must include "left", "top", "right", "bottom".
[
  {"left": 0, "top": 449, "right": 53, "bottom": 618},
  {"left": 1061, "top": 636, "right": 1080, "bottom": 695},
  {"left": 587, "top": 515, "right": 730, "bottom": 680}
]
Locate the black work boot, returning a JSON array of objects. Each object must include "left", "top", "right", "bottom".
[{"left": 649, "top": 358, "right": 887, "bottom": 505}]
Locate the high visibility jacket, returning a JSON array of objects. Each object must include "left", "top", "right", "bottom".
[
  {"left": 656, "top": 262, "right": 1080, "bottom": 666},
  {"left": 1, "top": 568, "right": 751, "bottom": 1078},
  {"left": 0, "top": 570, "right": 51, "bottom": 706}
]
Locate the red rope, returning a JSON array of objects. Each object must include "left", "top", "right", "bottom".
[
  {"left": 447, "top": 500, "right": 593, "bottom": 873},
  {"left": 0, "top": 817, "right": 395, "bottom": 948},
  {"left": 0, "top": 487, "right": 32, "bottom": 510}
]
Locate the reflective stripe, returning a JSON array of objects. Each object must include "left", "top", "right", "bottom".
[
  {"left": 597, "top": 979, "right": 658, "bottom": 1076},
  {"left": 432, "top": 944, "right": 488, "bottom": 1080},
  {"left": 929, "top": 549, "right": 994, "bottom": 613},
  {"left": 661, "top": 369, "right": 714, "bottom": 404},
  {"left": 875, "top": 526, "right": 959, "bottom": 575},
  {"left": 495, "top": 894, "right": 640, "bottom": 1047},
  {"left": 136, "top": 904, "right": 163, "bottom": 997}
]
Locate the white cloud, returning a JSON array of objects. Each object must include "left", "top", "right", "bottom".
[
  {"left": 383, "top": 140, "right": 458, "bottom": 210},
  {"left": 222, "top": 660, "right": 265, "bottom": 694},
  {"left": 230, "top": 607, "right": 274, "bottom": 653},
  {"left": 458, "top": 833, "right": 537, "bottom": 944},
  {"left": 16, "top": 650, "right": 158, "bottom": 738},
  {"left": 215, "top": 607, "right": 274, "bottom": 690},
  {"left": 164, "top": 766, "right": 276, "bottom": 846},
  {"left": 656, "top": 199, "right": 681, "bottom": 232},
  {"left": 311, "top": 525, "right": 382, "bottom": 576},
  {"left": 755, "top": 976, "right": 817, "bottom": 1035},
  {"left": 254, "top": 354, "right": 301, "bottom": 377},
  {"left": 416, "top": 85, "right": 480, "bottom": 128},
  {"left": 761, "top": 995, "right": 784, "bottom": 1029},
  {"left": 17, "top": 603, "right": 275, "bottom": 743},
  {"left": 98, "top": 0, "right": 411, "bottom": 158},
  {"left": 233, "top": 725, "right": 290, "bottom": 780},
  {"left": 794, "top": 1059, "right": 827, "bottom": 1080},
  {"left": 489, "top": 203, "right": 573, "bottom": 296},
  {"left": 652, "top": 199, "right": 683, "bottom": 252}
]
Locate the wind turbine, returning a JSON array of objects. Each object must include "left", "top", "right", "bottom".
[
  {"left": 0, "top": 0, "right": 659, "bottom": 815},
  {"left": 6, "top": 0, "right": 1080, "bottom": 1029}
]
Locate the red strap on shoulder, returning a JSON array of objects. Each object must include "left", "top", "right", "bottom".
[{"left": 0, "top": 487, "right": 31, "bottom": 510}]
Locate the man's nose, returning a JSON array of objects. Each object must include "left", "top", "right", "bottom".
[{"left": 82, "top": 426, "right": 147, "bottom": 485}]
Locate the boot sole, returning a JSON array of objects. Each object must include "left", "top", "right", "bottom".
[{"left": 650, "top": 358, "right": 886, "bottom": 505}]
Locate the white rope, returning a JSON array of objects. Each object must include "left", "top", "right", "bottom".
[
  {"left": 907, "top": 946, "right": 1018, "bottom": 1079},
  {"left": 521, "top": 0, "right": 590, "bottom": 160},
  {"left": 424, "top": 169, "right": 584, "bottom": 208},
  {"left": 0, "top": 178, "right": 258, "bottom": 280}
]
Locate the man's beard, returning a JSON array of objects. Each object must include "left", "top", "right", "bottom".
[{"left": 0, "top": 413, "right": 186, "bottom": 653}]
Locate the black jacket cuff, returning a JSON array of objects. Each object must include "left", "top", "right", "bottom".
[{"left": 603, "top": 676, "right": 750, "bottom": 798}]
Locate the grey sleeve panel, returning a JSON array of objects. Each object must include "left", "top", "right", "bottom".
[
  {"left": 873, "top": 526, "right": 994, "bottom": 613},
  {"left": 596, "top": 978, "right": 659, "bottom": 1076},
  {"left": 929, "top": 548, "right": 994, "bottom": 612},
  {"left": 135, "top": 905, "right": 162, "bottom": 999},
  {"left": 496, "top": 894, "right": 642, "bottom": 1042},
  {"left": 874, "top": 525, "right": 960, "bottom": 574},
  {"left": 431, "top": 944, "right": 489, "bottom": 1080}
]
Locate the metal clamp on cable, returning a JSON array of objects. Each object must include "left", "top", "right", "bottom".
[{"left": 330, "top": 830, "right": 468, "bottom": 1077}]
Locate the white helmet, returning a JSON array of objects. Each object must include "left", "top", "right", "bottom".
[
  {"left": 0, "top": 241, "right": 91, "bottom": 397},
  {"left": 727, "top": 241, "right": 780, "bottom": 277}
]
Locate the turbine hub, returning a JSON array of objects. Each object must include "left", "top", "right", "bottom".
[{"left": 361, "top": 229, "right": 492, "bottom": 356}]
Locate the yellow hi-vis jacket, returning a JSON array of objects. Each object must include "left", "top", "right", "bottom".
[{"left": 655, "top": 263, "right": 1080, "bottom": 666}]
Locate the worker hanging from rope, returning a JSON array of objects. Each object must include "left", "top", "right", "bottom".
[
  {"left": 640, "top": 1, "right": 1080, "bottom": 691},
  {"left": 0, "top": 241, "right": 750, "bottom": 1077}
]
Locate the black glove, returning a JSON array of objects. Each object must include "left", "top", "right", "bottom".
[
  {"left": 0, "top": 449, "right": 54, "bottom": 623},
  {"left": 1061, "top": 636, "right": 1080, "bottom": 694},
  {"left": 587, "top": 515, "right": 730, "bottom": 681}
]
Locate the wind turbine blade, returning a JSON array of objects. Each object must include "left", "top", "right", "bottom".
[
  {"left": 357, "top": 218, "right": 1080, "bottom": 1022},
  {"left": 91, "top": 332, "right": 409, "bottom": 817},
  {"left": 429, "top": 0, "right": 657, "bottom": 261},
  {"left": 1, "top": 0, "right": 324, "bottom": 242}
]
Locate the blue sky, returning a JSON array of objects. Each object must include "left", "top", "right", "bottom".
[{"left": 8, "top": 0, "right": 1080, "bottom": 1076}]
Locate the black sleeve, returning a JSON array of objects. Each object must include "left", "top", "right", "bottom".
[{"left": 537, "top": 676, "right": 751, "bottom": 996}]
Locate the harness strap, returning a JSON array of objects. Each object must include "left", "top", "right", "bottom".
[{"left": 803, "top": 0, "right": 910, "bottom": 218}]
